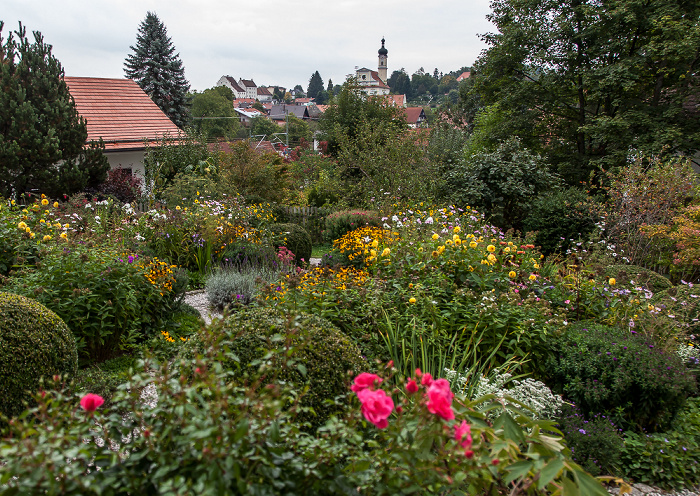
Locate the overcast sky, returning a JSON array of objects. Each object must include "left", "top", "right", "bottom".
[{"left": 4, "top": 0, "right": 495, "bottom": 92}]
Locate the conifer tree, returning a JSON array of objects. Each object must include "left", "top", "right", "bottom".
[
  {"left": 124, "top": 12, "right": 190, "bottom": 128},
  {"left": 0, "top": 22, "right": 109, "bottom": 199},
  {"left": 307, "top": 71, "right": 324, "bottom": 99}
]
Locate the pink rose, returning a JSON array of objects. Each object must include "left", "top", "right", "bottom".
[
  {"left": 426, "top": 379, "right": 454, "bottom": 420},
  {"left": 357, "top": 388, "right": 394, "bottom": 429},
  {"left": 454, "top": 420, "right": 472, "bottom": 450},
  {"left": 406, "top": 379, "right": 419, "bottom": 394},
  {"left": 80, "top": 393, "right": 104, "bottom": 412},
  {"left": 421, "top": 373, "right": 434, "bottom": 387},
  {"left": 351, "top": 372, "right": 382, "bottom": 393}
]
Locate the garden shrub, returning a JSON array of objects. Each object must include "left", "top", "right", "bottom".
[
  {"left": 267, "top": 222, "right": 312, "bottom": 265},
  {"left": 69, "top": 355, "right": 138, "bottom": 407},
  {"left": 158, "top": 172, "right": 232, "bottom": 208},
  {"left": 557, "top": 404, "right": 623, "bottom": 476},
  {"left": 545, "top": 323, "right": 696, "bottom": 432},
  {"left": 205, "top": 263, "right": 280, "bottom": 310},
  {"left": 322, "top": 209, "right": 382, "bottom": 244},
  {"left": 217, "top": 240, "right": 277, "bottom": 269},
  {"left": 2, "top": 244, "right": 181, "bottom": 361},
  {"left": 601, "top": 264, "right": 672, "bottom": 295},
  {"left": 182, "top": 307, "right": 365, "bottom": 429},
  {"left": 522, "top": 187, "right": 598, "bottom": 256},
  {"left": 96, "top": 168, "right": 143, "bottom": 203},
  {"left": 619, "top": 397, "right": 700, "bottom": 489},
  {"left": 0, "top": 292, "right": 78, "bottom": 421}
]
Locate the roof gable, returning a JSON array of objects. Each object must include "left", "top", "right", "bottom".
[{"left": 64, "top": 77, "right": 181, "bottom": 151}]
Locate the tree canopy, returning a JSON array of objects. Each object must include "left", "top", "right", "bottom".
[
  {"left": 124, "top": 12, "right": 190, "bottom": 128},
  {"left": 0, "top": 22, "right": 109, "bottom": 199},
  {"left": 465, "top": 0, "right": 700, "bottom": 185},
  {"left": 307, "top": 71, "right": 324, "bottom": 99},
  {"left": 190, "top": 86, "right": 240, "bottom": 140}
]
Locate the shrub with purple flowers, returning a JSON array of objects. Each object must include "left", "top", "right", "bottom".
[{"left": 545, "top": 323, "right": 697, "bottom": 432}]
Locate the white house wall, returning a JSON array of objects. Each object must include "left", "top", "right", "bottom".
[{"left": 105, "top": 150, "right": 146, "bottom": 181}]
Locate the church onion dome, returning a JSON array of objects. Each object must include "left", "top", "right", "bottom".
[{"left": 378, "top": 37, "right": 388, "bottom": 56}]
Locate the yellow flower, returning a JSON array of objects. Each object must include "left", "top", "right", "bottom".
[
  {"left": 381, "top": 248, "right": 390, "bottom": 257},
  {"left": 533, "top": 263, "right": 540, "bottom": 269},
  {"left": 453, "top": 226, "right": 461, "bottom": 234},
  {"left": 437, "top": 245, "right": 445, "bottom": 255},
  {"left": 432, "top": 233, "right": 439, "bottom": 241},
  {"left": 44, "top": 210, "right": 49, "bottom": 215},
  {"left": 41, "top": 198, "right": 49, "bottom": 205},
  {"left": 445, "top": 239, "right": 453, "bottom": 246},
  {"left": 43, "top": 235, "right": 52, "bottom": 241},
  {"left": 176, "top": 205, "right": 181, "bottom": 210},
  {"left": 18, "top": 221, "right": 27, "bottom": 230},
  {"left": 29, "top": 232, "right": 35, "bottom": 239},
  {"left": 529, "top": 274, "right": 537, "bottom": 281},
  {"left": 432, "top": 250, "right": 439, "bottom": 258},
  {"left": 409, "top": 297, "right": 416, "bottom": 304},
  {"left": 609, "top": 278, "right": 616, "bottom": 286},
  {"left": 504, "top": 247, "right": 510, "bottom": 253},
  {"left": 196, "top": 191, "right": 200, "bottom": 196},
  {"left": 370, "top": 249, "right": 377, "bottom": 258},
  {"left": 60, "top": 232, "right": 68, "bottom": 239},
  {"left": 454, "top": 239, "right": 461, "bottom": 246},
  {"left": 408, "top": 283, "right": 413, "bottom": 288},
  {"left": 25, "top": 227, "right": 31, "bottom": 233},
  {"left": 487, "top": 253, "right": 497, "bottom": 264},
  {"left": 508, "top": 271, "right": 516, "bottom": 278},
  {"left": 53, "top": 201, "right": 59, "bottom": 208},
  {"left": 469, "top": 241, "right": 478, "bottom": 249},
  {"left": 41, "top": 194, "right": 46, "bottom": 199},
  {"left": 63, "top": 223, "right": 69, "bottom": 229},
  {"left": 452, "top": 234, "right": 461, "bottom": 243},
  {"left": 507, "top": 241, "right": 513, "bottom": 246},
  {"left": 372, "top": 239, "right": 379, "bottom": 248},
  {"left": 487, "top": 245, "right": 496, "bottom": 252}
]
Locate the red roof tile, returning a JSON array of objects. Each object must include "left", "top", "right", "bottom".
[{"left": 64, "top": 77, "right": 181, "bottom": 151}]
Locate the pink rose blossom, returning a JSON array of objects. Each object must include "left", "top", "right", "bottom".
[
  {"left": 351, "top": 373, "right": 382, "bottom": 393},
  {"left": 454, "top": 420, "right": 473, "bottom": 451},
  {"left": 357, "top": 388, "right": 394, "bottom": 429},
  {"left": 406, "top": 379, "right": 419, "bottom": 394},
  {"left": 80, "top": 393, "right": 104, "bottom": 412},
  {"left": 421, "top": 373, "right": 434, "bottom": 387},
  {"left": 426, "top": 379, "right": 454, "bottom": 420}
]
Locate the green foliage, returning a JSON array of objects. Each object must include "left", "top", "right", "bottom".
[
  {"left": 442, "top": 137, "right": 563, "bottom": 230},
  {"left": 557, "top": 404, "right": 623, "bottom": 476},
  {"left": 268, "top": 222, "right": 312, "bottom": 265},
  {"left": 306, "top": 70, "right": 324, "bottom": 99},
  {"left": 215, "top": 141, "right": 291, "bottom": 204},
  {"left": 158, "top": 172, "right": 231, "bottom": 208},
  {"left": 205, "top": 263, "right": 280, "bottom": 310},
  {"left": 2, "top": 244, "right": 181, "bottom": 361},
  {"left": 0, "top": 22, "right": 109, "bottom": 199},
  {"left": 190, "top": 307, "right": 365, "bottom": 429},
  {"left": 248, "top": 116, "right": 282, "bottom": 140},
  {"left": 190, "top": 87, "right": 240, "bottom": 139},
  {"left": 322, "top": 209, "right": 382, "bottom": 244},
  {"left": 601, "top": 265, "right": 672, "bottom": 295},
  {"left": 522, "top": 188, "right": 598, "bottom": 256},
  {"left": 319, "top": 80, "right": 407, "bottom": 157},
  {"left": 545, "top": 323, "right": 696, "bottom": 432},
  {"left": 143, "top": 130, "right": 211, "bottom": 198},
  {"left": 387, "top": 69, "right": 412, "bottom": 98},
  {"left": 0, "top": 292, "right": 78, "bottom": 421},
  {"left": 619, "top": 398, "right": 700, "bottom": 489},
  {"left": 69, "top": 355, "right": 138, "bottom": 407},
  {"left": 468, "top": 0, "right": 700, "bottom": 184},
  {"left": 426, "top": 122, "right": 468, "bottom": 173},
  {"left": 124, "top": 12, "right": 190, "bottom": 128}
]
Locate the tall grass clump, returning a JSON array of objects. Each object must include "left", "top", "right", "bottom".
[{"left": 205, "top": 261, "right": 282, "bottom": 310}]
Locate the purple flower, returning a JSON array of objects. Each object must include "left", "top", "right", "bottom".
[
  {"left": 578, "top": 429, "right": 586, "bottom": 434},
  {"left": 128, "top": 255, "right": 135, "bottom": 263}
]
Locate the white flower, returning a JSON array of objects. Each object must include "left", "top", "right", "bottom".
[
  {"left": 392, "top": 215, "right": 399, "bottom": 222},
  {"left": 425, "top": 216, "right": 434, "bottom": 224},
  {"left": 85, "top": 203, "right": 92, "bottom": 209}
]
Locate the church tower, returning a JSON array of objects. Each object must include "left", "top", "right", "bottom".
[{"left": 378, "top": 37, "right": 388, "bottom": 84}]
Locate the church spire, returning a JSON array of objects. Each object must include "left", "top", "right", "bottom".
[{"left": 378, "top": 37, "right": 388, "bottom": 84}]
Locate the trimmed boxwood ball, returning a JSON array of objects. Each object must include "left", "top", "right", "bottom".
[
  {"left": 268, "top": 222, "right": 312, "bottom": 266},
  {"left": 0, "top": 292, "right": 78, "bottom": 420},
  {"left": 181, "top": 307, "right": 365, "bottom": 429}
]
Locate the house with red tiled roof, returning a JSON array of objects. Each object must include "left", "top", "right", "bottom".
[
  {"left": 355, "top": 67, "right": 391, "bottom": 96},
  {"left": 233, "top": 98, "right": 256, "bottom": 108},
  {"left": 63, "top": 77, "right": 181, "bottom": 180},
  {"left": 383, "top": 94, "right": 407, "bottom": 108},
  {"left": 238, "top": 79, "right": 257, "bottom": 99},
  {"left": 257, "top": 86, "right": 273, "bottom": 102},
  {"left": 294, "top": 97, "right": 315, "bottom": 106},
  {"left": 403, "top": 107, "right": 427, "bottom": 128},
  {"left": 456, "top": 71, "right": 471, "bottom": 82}
]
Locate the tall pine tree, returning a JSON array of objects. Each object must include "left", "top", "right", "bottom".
[
  {"left": 0, "top": 22, "right": 109, "bottom": 199},
  {"left": 307, "top": 71, "right": 324, "bottom": 99},
  {"left": 124, "top": 12, "right": 190, "bottom": 128}
]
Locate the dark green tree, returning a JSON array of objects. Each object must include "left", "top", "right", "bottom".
[
  {"left": 388, "top": 69, "right": 412, "bottom": 98},
  {"left": 327, "top": 79, "right": 333, "bottom": 92},
  {"left": 314, "top": 90, "right": 329, "bottom": 105},
  {"left": 468, "top": 0, "right": 700, "bottom": 185},
  {"left": 0, "top": 22, "right": 109, "bottom": 199},
  {"left": 124, "top": 12, "right": 190, "bottom": 128},
  {"left": 286, "top": 114, "right": 311, "bottom": 146},
  {"left": 307, "top": 71, "right": 324, "bottom": 99},
  {"left": 190, "top": 87, "right": 239, "bottom": 140}
]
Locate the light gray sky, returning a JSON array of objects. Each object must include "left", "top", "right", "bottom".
[{"left": 4, "top": 0, "right": 495, "bottom": 92}]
